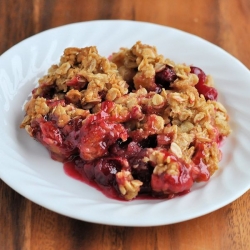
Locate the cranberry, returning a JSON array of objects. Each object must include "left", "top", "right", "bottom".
[
  {"left": 110, "top": 140, "right": 142, "bottom": 159},
  {"left": 94, "top": 157, "right": 128, "bottom": 186},
  {"left": 155, "top": 66, "right": 177, "bottom": 88},
  {"left": 199, "top": 85, "right": 218, "bottom": 101},
  {"left": 190, "top": 66, "right": 218, "bottom": 101},
  {"left": 190, "top": 66, "right": 206, "bottom": 85}
]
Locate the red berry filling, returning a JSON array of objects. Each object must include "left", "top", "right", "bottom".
[
  {"left": 190, "top": 66, "right": 218, "bottom": 101},
  {"left": 155, "top": 66, "right": 177, "bottom": 88}
]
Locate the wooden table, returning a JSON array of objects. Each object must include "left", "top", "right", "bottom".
[{"left": 1, "top": 1, "right": 249, "bottom": 249}]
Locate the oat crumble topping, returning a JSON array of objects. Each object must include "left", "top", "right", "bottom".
[{"left": 20, "top": 41, "right": 231, "bottom": 200}]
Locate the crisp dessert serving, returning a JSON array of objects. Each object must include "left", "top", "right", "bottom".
[{"left": 20, "top": 41, "right": 231, "bottom": 201}]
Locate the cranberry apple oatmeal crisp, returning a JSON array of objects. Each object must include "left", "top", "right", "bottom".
[{"left": 20, "top": 41, "right": 231, "bottom": 201}]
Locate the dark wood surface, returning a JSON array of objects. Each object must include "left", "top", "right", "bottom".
[{"left": 0, "top": 1, "right": 250, "bottom": 249}]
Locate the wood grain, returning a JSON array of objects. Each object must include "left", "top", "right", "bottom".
[{"left": 0, "top": 0, "right": 249, "bottom": 249}]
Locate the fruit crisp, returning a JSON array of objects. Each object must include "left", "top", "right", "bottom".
[{"left": 20, "top": 41, "right": 231, "bottom": 200}]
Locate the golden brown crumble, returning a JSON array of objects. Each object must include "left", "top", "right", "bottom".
[{"left": 20, "top": 41, "right": 231, "bottom": 200}]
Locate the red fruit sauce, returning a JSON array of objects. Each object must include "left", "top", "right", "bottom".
[
  {"left": 63, "top": 161, "right": 191, "bottom": 201},
  {"left": 64, "top": 161, "right": 123, "bottom": 200}
]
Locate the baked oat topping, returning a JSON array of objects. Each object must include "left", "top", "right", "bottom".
[{"left": 20, "top": 41, "right": 231, "bottom": 200}]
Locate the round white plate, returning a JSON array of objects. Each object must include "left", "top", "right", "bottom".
[{"left": 0, "top": 20, "right": 249, "bottom": 227}]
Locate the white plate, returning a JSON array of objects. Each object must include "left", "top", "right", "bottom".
[{"left": 0, "top": 20, "right": 249, "bottom": 227}]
